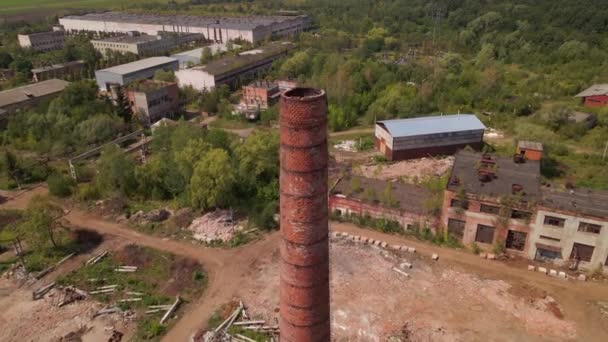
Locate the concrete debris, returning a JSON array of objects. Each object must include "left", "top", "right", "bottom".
[
  {"left": 86, "top": 250, "right": 108, "bottom": 266},
  {"left": 130, "top": 209, "right": 171, "bottom": 224},
  {"left": 527, "top": 265, "right": 535, "bottom": 271},
  {"left": 115, "top": 266, "right": 138, "bottom": 273},
  {"left": 392, "top": 267, "right": 410, "bottom": 278},
  {"left": 431, "top": 254, "right": 439, "bottom": 261},
  {"left": 32, "top": 282, "right": 56, "bottom": 300},
  {"left": 58, "top": 286, "right": 88, "bottom": 307},
  {"left": 36, "top": 253, "right": 76, "bottom": 279},
  {"left": 200, "top": 301, "right": 279, "bottom": 342},
  {"left": 558, "top": 271, "right": 567, "bottom": 279},
  {"left": 93, "top": 306, "right": 121, "bottom": 318},
  {"left": 188, "top": 210, "right": 240, "bottom": 243},
  {"left": 549, "top": 269, "right": 558, "bottom": 277},
  {"left": 538, "top": 267, "right": 548, "bottom": 274},
  {"left": 334, "top": 140, "right": 357, "bottom": 152},
  {"left": 578, "top": 274, "right": 587, "bottom": 282},
  {"left": 357, "top": 156, "right": 454, "bottom": 182},
  {"left": 400, "top": 262, "right": 413, "bottom": 269},
  {"left": 486, "top": 253, "right": 496, "bottom": 260},
  {"left": 160, "top": 296, "right": 182, "bottom": 324}
]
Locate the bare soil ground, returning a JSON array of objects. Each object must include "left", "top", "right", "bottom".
[
  {"left": 237, "top": 239, "right": 583, "bottom": 341},
  {"left": 356, "top": 156, "right": 454, "bottom": 182}
]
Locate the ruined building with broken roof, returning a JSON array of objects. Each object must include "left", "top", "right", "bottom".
[{"left": 442, "top": 148, "right": 608, "bottom": 271}]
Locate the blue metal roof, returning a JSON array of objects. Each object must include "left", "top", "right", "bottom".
[{"left": 377, "top": 114, "right": 486, "bottom": 138}]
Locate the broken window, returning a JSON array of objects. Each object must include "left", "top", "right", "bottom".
[
  {"left": 543, "top": 215, "right": 565, "bottom": 228},
  {"left": 480, "top": 204, "right": 500, "bottom": 215},
  {"left": 537, "top": 248, "right": 561, "bottom": 260},
  {"left": 570, "top": 243, "right": 595, "bottom": 262},
  {"left": 578, "top": 222, "right": 602, "bottom": 234},
  {"left": 450, "top": 199, "right": 468, "bottom": 209},
  {"left": 511, "top": 210, "right": 531, "bottom": 220},
  {"left": 447, "top": 219, "right": 466, "bottom": 240},
  {"left": 505, "top": 230, "right": 527, "bottom": 251},
  {"left": 475, "top": 224, "right": 495, "bottom": 244}
]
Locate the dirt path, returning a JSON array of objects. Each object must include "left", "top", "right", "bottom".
[{"left": 0, "top": 187, "right": 281, "bottom": 342}]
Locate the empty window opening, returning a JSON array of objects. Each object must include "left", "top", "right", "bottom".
[
  {"left": 578, "top": 222, "right": 602, "bottom": 234},
  {"left": 475, "top": 224, "right": 495, "bottom": 244},
  {"left": 447, "top": 219, "right": 466, "bottom": 240},
  {"left": 480, "top": 204, "right": 500, "bottom": 215},
  {"left": 570, "top": 243, "right": 595, "bottom": 263},
  {"left": 506, "top": 230, "right": 527, "bottom": 251},
  {"left": 544, "top": 215, "right": 565, "bottom": 228}
]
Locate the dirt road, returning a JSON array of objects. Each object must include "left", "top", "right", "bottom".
[{"left": 1, "top": 187, "right": 280, "bottom": 342}]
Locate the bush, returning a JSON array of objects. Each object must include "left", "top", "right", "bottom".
[
  {"left": 77, "top": 183, "right": 102, "bottom": 201},
  {"left": 493, "top": 239, "right": 506, "bottom": 254},
  {"left": 47, "top": 173, "right": 75, "bottom": 198},
  {"left": 471, "top": 242, "right": 481, "bottom": 255}
]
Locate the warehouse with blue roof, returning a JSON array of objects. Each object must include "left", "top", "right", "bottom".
[{"left": 374, "top": 114, "right": 486, "bottom": 160}]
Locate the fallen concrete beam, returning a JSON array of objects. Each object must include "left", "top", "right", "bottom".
[{"left": 392, "top": 267, "right": 409, "bottom": 278}]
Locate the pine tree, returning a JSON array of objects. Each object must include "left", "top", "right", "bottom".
[{"left": 113, "top": 85, "right": 132, "bottom": 123}]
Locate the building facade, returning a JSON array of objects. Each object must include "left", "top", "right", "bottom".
[
  {"left": 176, "top": 42, "right": 293, "bottom": 91},
  {"left": 330, "top": 175, "right": 436, "bottom": 232},
  {"left": 241, "top": 80, "right": 280, "bottom": 110},
  {"left": 31, "top": 60, "right": 85, "bottom": 82},
  {"left": 95, "top": 56, "right": 179, "bottom": 91},
  {"left": 528, "top": 189, "right": 608, "bottom": 271},
  {"left": 516, "top": 140, "right": 543, "bottom": 161},
  {"left": 375, "top": 115, "right": 486, "bottom": 161},
  {"left": 17, "top": 31, "right": 65, "bottom": 52},
  {"left": 59, "top": 12, "right": 310, "bottom": 44},
  {"left": 441, "top": 151, "right": 541, "bottom": 257},
  {"left": 125, "top": 80, "right": 179, "bottom": 124},
  {"left": 575, "top": 84, "right": 608, "bottom": 107},
  {"left": 92, "top": 32, "right": 204, "bottom": 57}
]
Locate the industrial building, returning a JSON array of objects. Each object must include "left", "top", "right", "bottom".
[
  {"left": 94, "top": 56, "right": 179, "bottom": 91},
  {"left": 91, "top": 32, "right": 204, "bottom": 57},
  {"left": 375, "top": 114, "right": 486, "bottom": 161},
  {"left": 59, "top": 12, "right": 310, "bottom": 44},
  {"left": 529, "top": 188, "right": 608, "bottom": 271},
  {"left": 175, "top": 42, "right": 293, "bottom": 91},
  {"left": 170, "top": 42, "right": 238, "bottom": 68},
  {"left": 441, "top": 150, "right": 542, "bottom": 256},
  {"left": 575, "top": 84, "right": 608, "bottom": 107},
  {"left": 31, "top": 60, "right": 85, "bottom": 82},
  {"left": 0, "top": 79, "right": 70, "bottom": 125},
  {"left": 330, "top": 175, "right": 436, "bottom": 231},
  {"left": 17, "top": 30, "right": 65, "bottom": 52},
  {"left": 125, "top": 80, "right": 180, "bottom": 124},
  {"left": 516, "top": 140, "right": 544, "bottom": 161}
]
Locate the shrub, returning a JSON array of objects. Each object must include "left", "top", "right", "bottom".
[
  {"left": 471, "top": 242, "right": 481, "bottom": 255},
  {"left": 47, "top": 173, "right": 75, "bottom": 198},
  {"left": 493, "top": 239, "right": 506, "bottom": 254},
  {"left": 77, "top": 183, "right": 102, "bottom": 201}
]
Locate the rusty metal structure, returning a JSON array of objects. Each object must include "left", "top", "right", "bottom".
[{"left": 279, "top": 88, "right": 330, "bottom": 341}]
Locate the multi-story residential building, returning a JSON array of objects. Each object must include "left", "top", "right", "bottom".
[
  {"left": 91, "top": 32, "right": 204, "bottom": 57},
  {"left": 17, "top": 30, "right": 65, "bottom": 52},
  {"left": 31, "top": 60, "right": 85, "bottom": 82},
  {"left": 176, "top": 42, "right": 294, "bottom": 91},
  {"left": 529, "top": 188, "right": 608, "bottom": 271},
  {"left": 59, "top": 12, "right": 310, "bottom": 44},
  {"left": 95, "top": 56, "right": 179, "bottom": 91},
  {"left": 125, "top": 79, "right": 180, "bottom": 124},
  {"left": 375, "top": 115, "right": 486, "bottom": 161},
  {"left": 441, "top": 150, "right": 541, "bottom": 256}
]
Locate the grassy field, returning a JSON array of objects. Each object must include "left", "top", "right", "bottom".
[{"left": 0, "top": 0, "right": 177, "bottom": 15}]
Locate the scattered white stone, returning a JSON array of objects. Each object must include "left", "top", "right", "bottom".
[
  {"left": 479, "top": 253, "right": 487, "bottom": 259},
  {"left": 407, "top": 247, "right": 416, "bottom": 253},
  {"left": 558, "top": 271, "right": 567, "bottom": 279},
  {"left": 549, "top": 269, "right": 558, "bottom": 277},
  {"left": 538, "top": 267, "right": 548, "bottom": 274},
  {"left": 400, "top": 262, "right": 413, "bottom": 269},
  {"left": 527, "top": 265, "right": 535, "bottom": 271},
  {"left": 487, "top": 253, "right": 496, "bottom": 260},
  {"left": 431, "top": 254, "right": 439, "bottom": 261},
  {"left": 381, "top": 242, "right": 388, "bottom": 248},
  {"left": 578, "top": 274, "right": 587, "bottom": 282}
]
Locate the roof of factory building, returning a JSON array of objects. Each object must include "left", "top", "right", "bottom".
[
  {"left": 447, "top": 151, "right": 541, "bottom": 202},
  {"left": 194, "top": 42, "right": 293, "bottom": 76},
  {"left": 517, "top": 140, "right": 544, "bottom": 151},
  {"left": 92, "top": 34, "right": 161, "bottom": 44},
  {"left": 61, "top": 12, "right": 308, "bottom": 30},
  {"left": 332, "top": 175, "right": 432, "bottom": 215},
  {"left": 0, "top": 79, "right": 70, "bottom": 108},
  {"left": 541, "top": 188, "right": 608, "bottom": 219},
  {"left": 97, "top": 57, "right": 177, "bottom": 75},
  {"left": 31, "top": 60, "right": 84, "bottom": 73},
  {"left": 377, "top": 114, "right": 486, "bottom": 138}
]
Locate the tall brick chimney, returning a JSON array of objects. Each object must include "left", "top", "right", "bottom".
[{"left": 279, "top": 88, "right": 330, "bottom": 341}]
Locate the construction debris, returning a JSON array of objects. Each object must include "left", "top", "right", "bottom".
[
  {"left": 188, "top": 210, "right": 240, "bottom": 243},
  {"left": 117, "top": 298, "right": 142, "bottom": 303},
  {"left": 36, "top": 253, "right": 76, "bottom": 279},
  {"left": 58, "top": 286, "right": 88, "bottom": 307},
  {"left": 357, "top": 156, "right": 454, "bottom": 182},
  {"left": 86, "top": 250, "right": 108, "bottom": 266},
  {"left": 160, "top": 296, "right": 182, "bottom": 324},
  {"left": 115, "top": 266, "right": 138, "bottom": 273},
  {"left": 201, "top": 301, "right": 279, "bottom": 341},
  {"left": 93, "top": 306, "right": 121, "bottom": 318},
  {"left": 431, "top": 254, "right": 439, "bottom": 261},
  {"left": 392, "top": 267, "right": 410, "bottom": 278},
  {"left": 32, "top": 282, "right": 56, "bottom": 300}
]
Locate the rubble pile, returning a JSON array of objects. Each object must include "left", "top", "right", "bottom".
[{"left": 187, "top": 210, "right": 240, "bottom": 243}]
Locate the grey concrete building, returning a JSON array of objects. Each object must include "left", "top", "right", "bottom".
[
  {"left": 31, "top": 60, "right": 85, "bottom": 82},
  {"left": 176, "top": 41, "right": 293, "bottom": 91},
  {"left": 59, "top": 12, "right": 310, "bottom": 43},
  {"left": 125, "top": 80, "right": 180, "bottom": 124},
  {"left": 0, "top": 79, "right": 70, "bottom": 126},
  {"left": 529, "top": 188, "right": 608, "bottom": 271},
  {"left": 17, "top": 31, "right": 65, "bottom": 52},
  {"left": 95, "top": 56, "right": 179, "bottom": 91},
  {"left": 91, "top": 32, "right": 204, "bottom": 57}
]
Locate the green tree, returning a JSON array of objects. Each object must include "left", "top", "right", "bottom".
[
  {"left": 113, "top": 86, "right": 132, "bottom": 123},
  {"left": 17, "top": 196, "right": 63, "bottom": 249},
  {"left": 47, "top": 173, "right": 75, "bottom": 198},
  {"left": 280, "top": 51, "right": 310, "bottom": 78},
  {"left": 174, "top": 139, "right": 211, "bottom": 181},
  {"left": 190, "top": 148, "right": 235, "bottom": 209},
  {"left": 200, "top": 46, "right": 213, "bottom": 64},
  {"left": 0, "top": 51, "right": 13, "bottom": 68},
  {"left": 154, "top": 69, "right": 176, "bottom": 82},
  {"left": 96, "top": 145, "right": 137, "bottom": 196}
]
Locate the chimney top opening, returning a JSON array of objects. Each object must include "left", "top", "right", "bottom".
[{"left": 283, "top": 87, "right": 325, "bottom": 100}]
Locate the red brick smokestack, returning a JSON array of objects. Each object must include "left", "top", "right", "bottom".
[{"left": 279, "top": 88, "right": 330, "bottom": 341}]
